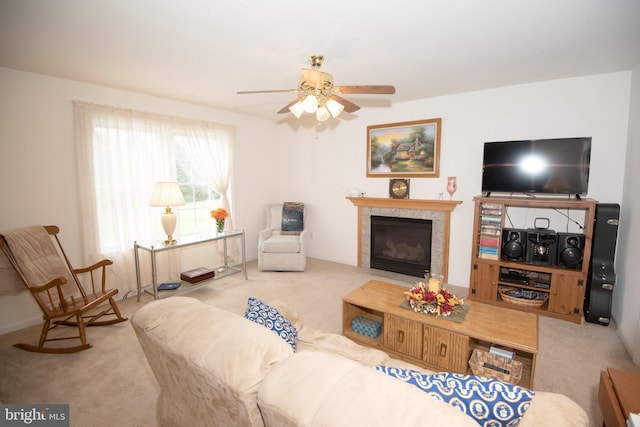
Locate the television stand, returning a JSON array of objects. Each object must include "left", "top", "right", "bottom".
[{"left": 469, "top": 195, "right": 597, "bottom": 323}]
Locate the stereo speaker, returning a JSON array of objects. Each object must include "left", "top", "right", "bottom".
[
  {"left": 526, "top": 229, "right": 557, "bottom": 266},
  {"left": 584, "top": 203, "right": 620, "bottom": 325},
  {"left": 557, "top": 232, "right": 586, "bottom": 269},
  {"left": 501, "top": 228, "right": 527, "bottom": 262}
]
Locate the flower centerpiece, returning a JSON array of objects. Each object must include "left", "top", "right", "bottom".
[
  {"left": 404, "top": 281, "right": 463, "bottom": 317},
  {"left": 210, "top": 208, "right": 228, "bottom": 233}
]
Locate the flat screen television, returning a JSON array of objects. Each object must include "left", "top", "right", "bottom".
[{"left": 481, "top": 137, "right": 591, "bottom": 197}]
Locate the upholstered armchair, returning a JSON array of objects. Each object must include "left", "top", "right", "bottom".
[{"left": 258, "top": 203, "right": 309, "bottom": 271}]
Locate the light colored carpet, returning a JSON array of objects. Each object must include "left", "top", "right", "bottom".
[{"left": 0, "top": 258, "right": 638, "bottom": 426}]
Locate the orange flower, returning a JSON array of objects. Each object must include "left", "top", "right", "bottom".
[{"left": 210, "top": 208, "right": 228, "bottom": 220}]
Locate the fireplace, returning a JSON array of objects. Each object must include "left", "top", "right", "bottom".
[
  {"left": 347, "top": 197, "right": 461, "bottom": 283},
  {"left": 370, "top": 216, "right": 432, "bottom": 277}
]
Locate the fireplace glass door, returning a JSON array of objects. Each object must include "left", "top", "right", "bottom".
[{"left": 370, "top": 215, "right": 432, "bottom": 277}]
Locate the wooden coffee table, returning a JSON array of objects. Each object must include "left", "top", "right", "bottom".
[{"left": 342, "top": 279, "right": 539, "bottom": 388}]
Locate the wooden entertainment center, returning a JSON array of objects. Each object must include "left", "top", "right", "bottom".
[{"left": 468, "top": 196, "right": 598, "bottom": 323}]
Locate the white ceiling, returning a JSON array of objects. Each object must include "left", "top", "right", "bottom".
[{"left": 1, "top": 0, "right": 640, "bottom": 121}]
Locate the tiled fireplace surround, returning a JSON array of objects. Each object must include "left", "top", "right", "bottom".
[{"left": 347, "top": 197, "right": 462, "bottom": 282}]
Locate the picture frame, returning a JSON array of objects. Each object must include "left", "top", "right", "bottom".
[{"left": 366, "top": 118, "right": 441, "bottom": 178}]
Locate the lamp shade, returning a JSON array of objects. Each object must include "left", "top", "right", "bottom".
[
  {"left": 289, "top": 100, "right": 305, "bottom": 118},
  {"left": 326, "top": 98, "right": 345, "bottom": 118},
  {"left": 149, "top": 182, "right": 185, "bottom": 207},
  {"left": 316, "top": 104, "right": 330, "bottom": 121},
  {"left": 302, "top": 94, "right": 318, "bottom": 113}
]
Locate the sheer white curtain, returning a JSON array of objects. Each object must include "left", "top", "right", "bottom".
[
  {"left": 73, "top": 101, "right": 235, "bottom": 293},
  {"left": 175, "top": 118, "right": 235, "bottom": 229}
]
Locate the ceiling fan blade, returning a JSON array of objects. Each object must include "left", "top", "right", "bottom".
[
  {"left": 330, "top": 95, "right": 360, "bottom": 113},
  {"left": 277, "top": 98, "right": 303, "bottom": 114},
  {"left": 237, "top": 89, "right": 298, "bottom": 94},
  {"left": 333, "top": 85, "right": 396, "bottom": 95}
]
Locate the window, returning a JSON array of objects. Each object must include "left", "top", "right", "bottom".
[
  {"left": 176, "top": 139, "right": 222, "bottom": 236},
  {"left": 74, "top": 101, "right": 236, "bottom": 291}
]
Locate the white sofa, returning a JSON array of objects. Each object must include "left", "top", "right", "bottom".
[{"left": 131, "top": 297, "right": 588, "bottom": 427}]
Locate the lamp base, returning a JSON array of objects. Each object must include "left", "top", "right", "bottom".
[
  {"left": 160, "top": 211, "right": 178, "bottom": 245},
  {"left": 163, "top": 236, "right": 178, "bottom": 245}
]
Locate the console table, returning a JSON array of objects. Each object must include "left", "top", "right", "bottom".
[
  {"left": 134, "top": 230, "right": 247, "bottom": 301},
  {"left": 342, "top": 279, "right": 539, "bottom": 388}
]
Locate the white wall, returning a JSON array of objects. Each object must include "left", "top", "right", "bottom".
[
  {"left": 0, "top": 67, "right": 284, "bottom": 333},
  {"left": 277, "top": 70, "right": 638, "bottom": 361},
  {"left": 615, "top": 62, "right": 640, "bottom": 362},
  {"left": 0, "top": 68, "right": 636, "bottom": 341},
  {"left": 281, "top": 72, "right": 632, "bottom": 286}
]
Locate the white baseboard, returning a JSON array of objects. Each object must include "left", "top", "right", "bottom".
[{"left": 0, "top": 316, "right": 41, "bottom": 336}]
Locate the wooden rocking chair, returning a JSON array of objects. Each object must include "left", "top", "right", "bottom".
[{"left": 0, "top": 225, "right": 127, "bottom": 353}]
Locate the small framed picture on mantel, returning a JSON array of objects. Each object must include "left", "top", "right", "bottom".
[{"left": 366, "top": 118, "right": 441, "bottom": 178}]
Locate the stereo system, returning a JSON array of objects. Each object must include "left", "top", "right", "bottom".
[
  {"left": 501, "top": 227, "right": 585, "bottom": 269},
  {"left": 501, "top": 229, "right": 527, "bottom": 262},
  {"left": 526, "top": 229, "right": 557, "bottom": 266},
  {"left": 557, "top": 233, "right": 586, "bottom": 269}
]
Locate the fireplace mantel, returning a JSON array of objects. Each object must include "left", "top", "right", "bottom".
[
  {"left": 346, "top": 197, "right": 462, "bottom": 282},
  {"left": 346, "top": 197, "right": 461, "bottom": 211}
]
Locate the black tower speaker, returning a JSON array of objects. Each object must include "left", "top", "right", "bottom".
[
  {"left": 557, "top": 233, "right": 586, "bottom": 269},
  {"left": 584, "top": 203, "right": 620, "bottom": 325},
  {"left": 501, "top": 228, "right": 527, "bottom": 262}
]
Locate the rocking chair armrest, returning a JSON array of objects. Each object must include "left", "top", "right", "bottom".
[
  {"left": 73, "top": 259, "right": 113, "bottom": 275},
  {"left": 31, "top": 277, "right": 68, "bottom": 294},
  {"left": 31, "top": 277, "right": 70, "bottom": 310}
]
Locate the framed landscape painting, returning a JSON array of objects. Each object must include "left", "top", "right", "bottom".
[{"left": 366, "top": 118, "right": 441, "bottom": 178}]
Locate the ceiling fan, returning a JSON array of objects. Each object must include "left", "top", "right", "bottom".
[{"left": 237, "top": 54, "right": 395, "bottom": 121}]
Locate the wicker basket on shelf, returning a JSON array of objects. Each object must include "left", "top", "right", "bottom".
[
  {"left": 469, "top": 348, "right": 522, "bottom": 384},
  {"left": 499, "top": 287, "right": 548, "bottom": 308}
]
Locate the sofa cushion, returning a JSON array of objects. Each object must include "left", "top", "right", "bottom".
[
  {"left": 375, "top": 366, "right": 535, "bottom": 427},
  {"left": 131, "top": 297, "right": 294, "bottom": 427},
  {"left": 262, "top": 235, "right": 301, "bottom": 253},
  {"left": 258, "top": 351, "right": 478, "bottom": 427},
  {"left": 244, "top": 297, "right": 298, "bottom": 351}
]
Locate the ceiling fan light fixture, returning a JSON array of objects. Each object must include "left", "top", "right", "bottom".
[
  {"left": 238, "top": 54, "right": 396, "bottom": 120},
  {"left": 289, "top": 100, "right": 305, "bottom": 118},
  {"left": 302, "top": 94, "right": 318, "bottom": 113},
  {"left": 326, "top": 98, "right": 345, "bottom": 118},
  {"left": 316, "top": 104, "right": 331, "bottom": 121}
]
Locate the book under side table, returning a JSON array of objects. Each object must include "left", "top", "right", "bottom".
[{"left": 342, "top": 279, "right": 539, "bottom": 388}]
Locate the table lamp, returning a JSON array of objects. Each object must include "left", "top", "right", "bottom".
[{"left": 149, "top": 181, "right": 186, "bottom": 245}]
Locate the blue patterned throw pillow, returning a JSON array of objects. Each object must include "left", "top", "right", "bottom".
[
  {"left": 374, "top": 366, "right": 534, "bottom": 426},
  {"left": 244, "top": 297, "right": 298, "bottom": 351}
]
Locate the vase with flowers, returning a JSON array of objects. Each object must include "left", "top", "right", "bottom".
[
  {"left": 210, "top": 208, "right": 228, "bottom": 234},
  {"left": 404, "top": 281, "right": 463, "bottom": 317}
]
